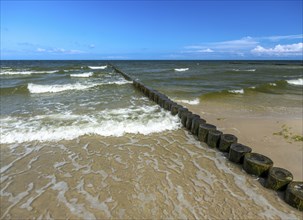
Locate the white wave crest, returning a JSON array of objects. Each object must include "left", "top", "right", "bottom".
[
  {"left": 286, "top": 78, "right": 303, "bottom": 86},
  {"left": 228, "top": 89, "right": 244, "bottom": 94},
  {"left": 88, "top": 65, "right": 107, "bottom": 70},
  {"left": 175, "top": 98, "right": 200, "bottom": 105},
  {"left": 70, "top": 72, "right": 94, "bottom": 78},
  {"left": 0, "top": 106, "right": 181, "bottom": 143},
  {"left": 28, "top": 83, "right": 98, "bottom": 94},
  {"left": 28, "top": 79, "right": 131, "bottom": 94},
  {"left": 269, "top": 83, "right": 277, "bottom": 86},
  {"left": 174, "top": 68, "right": 189, "bottom": 72},
  {"left": 232, "top": 69, "right": 256, "bottom": 72},
  {"left": 0, "top": 70, "right": 58, "bottom": 75}
]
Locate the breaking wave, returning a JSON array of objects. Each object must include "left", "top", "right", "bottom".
[
  {"left": 228, "top": 89, "right": 244, "bottom": 94},
  {"left": 0, "top": 70, "right": 58, "bottom": 75},
  {"left": 286, "top": 78, "right": 303, "bottom": 86},
  {"left": 70, "top": 72, "right": 94, "bottom": 78},
  {"left": 175, "top": 98, "right": 200, "bottom": 105},
  {"left": 88, "top": 65, "right": 107, "bottom": 70},
  {"left": 174, "top": 68, "right": 189, "bottom": 72},
  {"left": 27, "top": 80, "right": 131, "bottom": 94},
  {"left": 0, "top": 106, "right": 181, "bottom": 143}
]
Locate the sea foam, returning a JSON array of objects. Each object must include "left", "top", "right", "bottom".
[
  {"left": 70, "top": 72, "right": 94, "bottom": 78},
  {"left": 286, "top": 78, "right": 303, "bottom": 86},
  {"left": 228, "top": 89, "right": 244, "bottom": 94},
  {"left": 28, "top": 83, "right": 99, "bottom": 93},
  {"left": 174, "top": 68, "right": 189, "bottom": 72},
  {"left": 0, "top": 70, "right": 58, "bottom": 75},
  {"left": 175, "top": 98, "right": 200, "bottom": 105},
  {"left": 27, "top": 80, "right": 131, "bottom": 94},
  {"left": 0, "top": 106, "right": 181, "bottom": 143},
  {"left": 232, "top": 69, "right": 256, "bottom": 72},
  {"left": 88, "top": 65, "right": 107, "bottom": 70}
]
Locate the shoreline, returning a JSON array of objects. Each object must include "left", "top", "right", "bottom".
[{"left": 181, "top": 100, "right": 303, "bottom": 180}]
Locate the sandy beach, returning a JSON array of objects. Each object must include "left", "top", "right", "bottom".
[{"left": 182, "top": 99, "right": 303, "bottom": 181}]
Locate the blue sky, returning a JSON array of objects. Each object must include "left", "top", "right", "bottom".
[{"left": 1, "top": 0, "right": 302, "bottom": 60}]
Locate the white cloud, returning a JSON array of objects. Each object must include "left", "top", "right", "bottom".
[
  {"left": 52, "top": 48, "right": 66, "bottom": 53},
  {"left": 36, "top": 48, "right": 46, "bottom": 52},
  {"left": 183, "top": 34, "right": 303, "bottom": 57},
  {"left": 197, "top": 48, "right": 214, "bottom": 53},
  {"left": 182, "top": 48, "right": 214, "bottom": 53},
  {"left": 259, "top": 34, "right": 303, "bottom": 41},
  {"left": 36, "top": 47, "right": 84, "bottom": 54},
  {"left": 183, "top": 37, "right": 259, "bottom": 56},
  {"left": 212, "top": 37, "right": 258, "bottom": 49},
  {"left": 251, "top": 43, "right": 303, "bottom": 55},
  {"left": 61, "top": 49, "right": 83, "bottom": 54},
  {"left": 185, "top": 37, "right": 258, "bottom": 51}
]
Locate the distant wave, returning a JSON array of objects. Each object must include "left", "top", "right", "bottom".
[
  {"left": 88, "top": 65, "right": 107, "bottom": 70},
  {"left": 201, "top": 78, "right": 302, "bottom": 100},
  {"left": 227, "top": 79, "right": 302, "bottom": 95},
  {"left": 28, "top": 80, "right": 131, "bottom": 94},
  {"left": 70, "top": 72, "right": 94, "bottom": 78},
  {"left": 175, "top": 98, "right": 200, "bottom": 105},
  {"left": 0, "top": 70, "right": 58, "bottom": 75},
  {"left": 286, "top": 78, "right": 303, "bottom": 86},
  {"left": 232, "top": 69, "right": 256, "bottom": 72},
  {"left": 0, "top": 106, "right": 180, "bottom": 143},
  {"left": 174, "top": 68, "right": 189, "bottom": 72}
]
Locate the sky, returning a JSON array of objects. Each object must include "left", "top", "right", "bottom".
[{"left": 1, "top": 0, "right": 302, "bottom": 60}]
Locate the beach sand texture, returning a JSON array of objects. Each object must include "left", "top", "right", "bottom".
[
  {"left": 184, "top": 100, "right": 303, "bottom": 181},
  {"left": 1, "top": 132, "right": 302, "bottom": 219}
]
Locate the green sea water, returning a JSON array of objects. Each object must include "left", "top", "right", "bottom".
[{"left": 0, "top": 60, "right": 302, "bottom": 219}]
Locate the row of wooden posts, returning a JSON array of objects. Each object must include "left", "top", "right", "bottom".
[{"left": 110, "top": 64, "right": 302, "bottom": 211}]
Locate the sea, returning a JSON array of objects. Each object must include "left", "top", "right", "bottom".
[{"left": 1, "top": 60, "right": 302, "bottom": 219}]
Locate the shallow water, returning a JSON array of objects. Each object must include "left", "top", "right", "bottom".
[
  {"left": 1, "top": 60, "right": 302, "bottom": 218},
  {"left": 1, "top": 131, "right": 301, "bottom": 219}
]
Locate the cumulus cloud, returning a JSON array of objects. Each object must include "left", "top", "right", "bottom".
[
  {"left": 183, "top": 35, "right": 303, "bottom": 57},
  {"left": 251, "top": 43, "right": 303, "bottom": 55}
]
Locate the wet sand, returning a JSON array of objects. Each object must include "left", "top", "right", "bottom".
[
  {"left": 1, "top": 129, "right": 302, "bottom": 219},
  {"left": 183, "top": 99, "right": 303, "bottom": 181}
]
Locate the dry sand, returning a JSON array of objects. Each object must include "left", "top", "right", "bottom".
[{"left": 182, "top": 100, "right": 303, "bottom": 181}]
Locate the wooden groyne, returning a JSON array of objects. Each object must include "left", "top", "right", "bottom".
[{"left": 109, "top": 64, "right": 303, "bottom": 211}]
